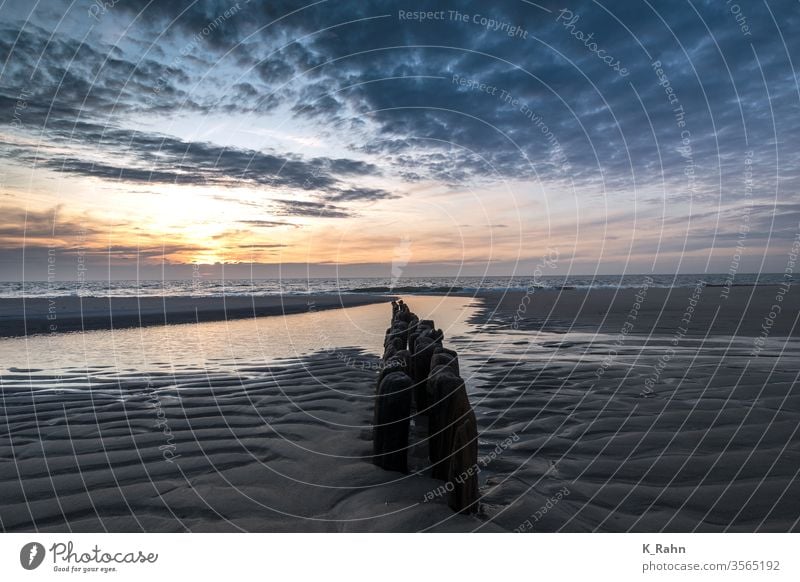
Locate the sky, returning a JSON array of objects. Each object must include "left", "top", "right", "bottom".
[{"left": 0, "top": 0, "right": 798, "bottom": 281}]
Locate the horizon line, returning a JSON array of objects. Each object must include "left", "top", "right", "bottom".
[{"left": 4, "top": 272, "right": 788, "bottom": 284}]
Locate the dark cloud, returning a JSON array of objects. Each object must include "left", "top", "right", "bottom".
[
  {"left": 0, "top": 205, "right": 117, "bottom": 243},
  {"left": 272, "top": 199, "right": 351, "bottom": 218},
  {"left": 0, "top": 0, "right": 798, "bottom": 250},
  {"left": 3, "top": 115, "right": 397, "bottom": 201},
  {"left": 238, "top": 219, "right": 297, "bottom": 228},
  {"left": 42, "top": 158, "right": 193, "bottom": 184},
  {"left": 325, "top": 187, "right": 398, "bottom": 203}
]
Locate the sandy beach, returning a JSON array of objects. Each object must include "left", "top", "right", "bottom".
[
  {"left": 464, "top": 285, "right": 800, "bottom": 531},
  {"left": 1, "top": 287, "right": 798, "bottom": 532},
  {"left": 0, "top": 294, "right": 394, "bottom": 337},
  {"left": 0, "top": 349, "right": 497, "bottom": 532},
  {"left": 471, "top": 284, "right": 799, "bottom": 337},
  {"left": 2, "top": 3, "right": 798, "bottom": 573}
]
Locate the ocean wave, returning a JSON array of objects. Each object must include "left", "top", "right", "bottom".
[{"left": 0, "top": 273, "right": 791, "bottom": 299}]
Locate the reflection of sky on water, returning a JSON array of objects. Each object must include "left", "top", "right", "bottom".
[{"left": 0, "top": 296, "right": 479, "bottom": 375}]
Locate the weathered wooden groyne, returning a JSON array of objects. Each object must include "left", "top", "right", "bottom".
[{"left": 372, "top": 300, "right": 479, "bottom": 513}]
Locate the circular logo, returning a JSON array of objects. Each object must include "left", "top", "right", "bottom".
[{"left": 20, "top": 542, "right": 45, "bottom": 570}]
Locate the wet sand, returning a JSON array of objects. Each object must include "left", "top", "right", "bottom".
[
  {"left": 0, "top": 349, "right": 495, "bottom": 532},
  {"left": 1, "top": 288, "right": 798, "bottom": 531},
  {"left": 459, "top": 285, "right": 800, "bottom": 531},
  {"left": 470, "top": 284, "right": 799, "bottom": 337},
  {"left": 0, "top": 294, "right": 394, "bottom": 337}
]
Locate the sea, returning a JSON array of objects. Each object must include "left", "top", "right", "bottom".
[{"left": 0, "top": 273, "right": 790, "bottom": 298}]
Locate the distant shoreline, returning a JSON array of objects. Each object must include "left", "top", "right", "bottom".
[{"left": 0, "top": 294, "right": 395, "bottom": 338}]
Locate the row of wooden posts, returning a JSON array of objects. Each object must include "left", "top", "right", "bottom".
[{"left": 372, "top": 300, "right": 479, "bottom": 513}]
